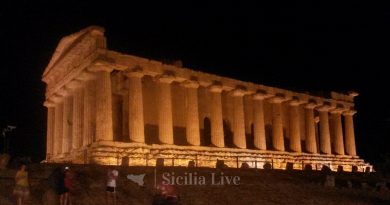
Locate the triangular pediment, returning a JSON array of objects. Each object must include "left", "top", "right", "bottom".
[{"left": 42, "top": 26, "right": 105, "bottom": 79}]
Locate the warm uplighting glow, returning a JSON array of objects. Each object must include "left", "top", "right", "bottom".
[{"left": 42, "top": 26, "right": 372, "bottom": 173}]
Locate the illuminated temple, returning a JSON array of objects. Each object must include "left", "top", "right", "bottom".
[{"left": 43, "top": 26, "right": 372, "bottom": 172}]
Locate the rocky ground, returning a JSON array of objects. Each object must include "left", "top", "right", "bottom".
[{"left": 0, "top": 164, "right": 389, "bottom": 205}]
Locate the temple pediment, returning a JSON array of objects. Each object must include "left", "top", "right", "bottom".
[{"left": 42, "top": 26, "right": 106, "bottom": 86}]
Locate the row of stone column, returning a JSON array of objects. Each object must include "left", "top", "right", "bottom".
[
  {"left": 121, "top": 72, "right": 357, "bottom": 156},
  {"left": 255, "top": 96, "right": 356, "bottom": 156},
  {"left": 46, "top": 68, "right": 357, "bottom": 158},
  {"left": 45, "top": 71, "right": 96, "bottom": 157}
]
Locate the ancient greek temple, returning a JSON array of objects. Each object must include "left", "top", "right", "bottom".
[{"left": 43, "top": 26, "right": 372, "bottom": 172}]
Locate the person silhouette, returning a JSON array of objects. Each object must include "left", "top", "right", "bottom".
[
  {"left": 106, "top": 168, "right": 119, "bottom": 205},
  {"left": 13, "top": 163, "right": 30, "bottom": 205}
]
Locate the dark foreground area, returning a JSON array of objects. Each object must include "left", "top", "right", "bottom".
[{"left": 0, "top": 164, "right": 389, "bottom": 205}]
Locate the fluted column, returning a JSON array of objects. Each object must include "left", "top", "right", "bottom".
[
  {"left": 209, "top": 84, "right": 224, "bottom": 147},
  {"left": 304, "top": 103, "right": 317, "bottom": 153},
  {"left": 270, "top": 96, "right": 285, "bottom": 151},
  {"left": 183, "top": 80, "right": 200, "bottom": 146},
  {"left": 44, "top": 101, "right": 55, "bottom": 159},
  {"left": 157, "top": 75, "right": 175, "bottom": 144},
  {"left": 232, "top": 88, "right": 246, "bottom": 148},
  {"left": 343, "top": 110, "right": 357, "bottom": 156},
  {"left": 317, "top": 105, "right": 332, "bottom": 154},
  {"left": 53, "top": 101, "right": 63, "bottom": 155},
  {"left": 288, "top": 100, "right": 302, "bottom": 152},
  {"left": 126, "top": 71, "right": 145, "bottom": 143},
  {"left": 82, "top": 79, "right": 96, "bottom": 146},
  {"left": 68, "top": 81, "right": 84, "bottom": 150},
  {"left": 95, "top": 71, "right": 114, "bottom": 141},
  {"left": 122, "top": 90, "right": 129, "bottom": 140},
  {"left": 331, "top": 109, "right": 344, "bottom": 155},
  {"left": 252, "top": 93, "right": 267, "bottom": 150},
  {"left": 62, "top": 94, "right": 73, "bottom": 154}
]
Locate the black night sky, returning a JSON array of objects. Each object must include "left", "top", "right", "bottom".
[{"left": 1, "top": 1, "right": 389, "bottom": 167}]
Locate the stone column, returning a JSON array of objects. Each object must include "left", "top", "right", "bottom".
[
  {"left": 82, "top": 79, "right": 96, "bottom": 146},
  {"left": 317, "top": 105, "right": 332, "bottom": 154},
  {"left": 209, "top": 84, "right": 224, "bottom": 147},
  {"left": 252, "top": 93, "right": 267, "bottom": 150},
  {"left": 122, "top": 90, "right": 129, "bottom": 140},
  {"left": 270, "top": 96, "right": 284, "bottom": 151},
  {"left": 304, "top": 103, "right": 317, "bottom": 153},
  {"left": 288, "top": 100, "right": 302, "bottom": 152},
  {"left": 343, "top": 110, "right": 357, "bottom": 156},
  {"left": 44, "top": 101, "right": 55, "bottom": 159},
  {"left": 68, "top": 81, "right": 84, "bottom": 150},
  {"left": 126, "top": 71, "right": 145, "bottom": 143},
  {"left": 157, "top": 75, "right": 175, "bottom": 144},
  {"left": 62, "top": 94, "right": 73, "bottom": 154},
  {"left": 232, "top": 88, "right": 246, "bottom": 148},
  {"left": 331, "top": 109, "right": 344, "bottom": 155},
  {"left": 53, "top": 101, "right": 63, "bottom": 155},
  {"left": 183, "top": 80, "right": 200, "bottom": 146},
  {"left": 95, "top": 71, "right": 114, "bottom": 142}
]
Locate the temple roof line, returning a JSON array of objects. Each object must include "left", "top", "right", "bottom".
[
  {"left": 42, "top": 26, "right": 356, "bottom": 107},
  {"left": 98, "top": 49, "right": 356, "bottom": 107}
]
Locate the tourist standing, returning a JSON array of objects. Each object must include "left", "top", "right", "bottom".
[
  {"left": 58, "top": 167, "right": 67, "bottom": 205},
  {"left": 64, "top": 167, "right": 74, "bottom": 205},
  {"left": 47, "top": 167, "right": 63, "bottom": 204},
  {"left": 13, "top": 163, "right": 30, "bottom": 205},
  {"left": 106, "top": 168, "right": 119, "bottom": 205}
]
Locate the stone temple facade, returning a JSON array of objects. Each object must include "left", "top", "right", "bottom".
[{"left": 43, "top": 26, "right": 372, "bottom": 172}]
